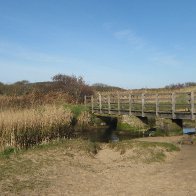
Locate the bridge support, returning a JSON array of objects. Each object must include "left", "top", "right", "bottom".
[
  {"left": 172, "top": 119, "right": 183, "bottom": 128},
  {"left": 137, "top": 116, "right": 149, "bottom": 125},
  {"left": 94, "top": 113, "right": 183, "bottom": 135},
  {"left": 117, "top": 115, "right": 148, "bottom": 131},
  {"left": 92, "top": 115, "right": 118, "bottom": 142},
  {"left": 155, "top": 118, "right": 183, "bottom": 136}
]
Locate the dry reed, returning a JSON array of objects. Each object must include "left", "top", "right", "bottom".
[
  {"left": 0, "top": 92, "right": 73, "bottom": 110},
  {"left": 0, "top": 105, "right": 73, "bottom": 151}
]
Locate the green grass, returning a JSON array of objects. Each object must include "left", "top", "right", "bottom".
[
  {"left": 24, "top": 138, "right": 101, "bottom": 156},
  {"left": 137, "top": 141, "right": 180, "bottom": 152},
  {"left": 192, "top": 137, "right": 196, "bottom": 143},
  {"left": 0, "top": 138, "right": 101, "bottom": 194},
  {"left": 108, "top": 140, "right": 180, "bottom": 163},
  {"left": 117, "top": 122, "right": 136, "bottom": 131},
  {"left": 109, "top": 140, "right": 179, "bottom": 151},
  {"left": 149, "top": 151, "right": 166, "bottom": 162},
  {"left": 64, "top": 103, "right": 88, "bottom": 118},
  {"left": 152, "top": 129, "right": 183, "bottom": 137},
  {"left": 0, "top": 138, "right": 101, "bottom": 160},
  {"left": 0, "top": 147, "right": 17, "bottom": 159}
]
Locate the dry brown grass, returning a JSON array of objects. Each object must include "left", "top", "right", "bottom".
[
  {"left": 0, "top": 105, "right": 73, "bottom": 151},
  {"left": 99, "top": 86, "right": 196, "bottom": 95},
  {"left": 0, "top": 92, "right": 73, "bottom": 110}
]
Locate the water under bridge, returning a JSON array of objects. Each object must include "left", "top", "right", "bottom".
[{"left": 85, "top": 91, "right": 196, "bottom": 121}]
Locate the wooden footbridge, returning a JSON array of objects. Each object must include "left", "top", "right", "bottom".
[{"left": 85, "top": 91, "right": 196, "bottom": 120}]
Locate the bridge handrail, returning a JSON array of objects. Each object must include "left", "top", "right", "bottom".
[{"left": 84, "top": 91, "right": 195, "bottom": 120}]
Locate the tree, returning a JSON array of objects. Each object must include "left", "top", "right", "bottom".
[
  {"left": 14, "top": 80, "right": 29, "bottom": 85},
  {"left": 0, "top": 82, "right": 4, "bottom": 95},
  {"left": 52, "top": 74, "right": 93, "bottom": 103}
]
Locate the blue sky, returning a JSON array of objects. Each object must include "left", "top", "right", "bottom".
[{"left": 0, "top": 0, "right": 196, "bottom": 89}]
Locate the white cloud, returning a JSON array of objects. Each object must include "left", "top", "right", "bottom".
[
  {"left": 113, "top": 29, "right": 145, "bottom": 49},
  {"left": 150, "top": 52, "right": 183, "bottom": 68},
  {"left": 0, "top": 41, "right": 91, "bottom": 67},
  {"left": 0, "top": 41, "right": 65, "bottom": 64},
  {"left": 111, "top": 28, "right": 184, "bottom": 68}
]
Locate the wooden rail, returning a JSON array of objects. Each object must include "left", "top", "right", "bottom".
[{"left": 85, "top": 92, "right": 196, "bottom": 120}]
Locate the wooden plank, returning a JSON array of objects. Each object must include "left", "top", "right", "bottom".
[
  {"left": 117, "top": 93, "right": 120, "bottom": 115},
  {"left": 191, "top": 91, "right": 195, "bottom": 120},
  {"left": 108, "top": 94, "right": 111, "bottom": 114},
  {"left": 98, "top": 93, "right": 102, "bottom": 113},
  {"left": 91, "top": 95, "right": 94, "bottom": 113},
  {"left": 142, "top": 93, "right": 145, "bottom": 117},
  {"left": 86, "top": 91, "right": 195, "bottom": 120},
  {"left": 84, "top": 95, "right": 87, "bottom": 108},
  {"left": 172, "top": 92, "right": 176, "bottom": 119},
  {"left": 129, "top": 94, "right": 132, "bottom": 115},
  {"left": 156, "top": 94, "right": 159, "bottom": 117}
]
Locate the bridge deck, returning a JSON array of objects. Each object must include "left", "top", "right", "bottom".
[{"left": 85, "top": 91, "right": 196, "bottom": 120}]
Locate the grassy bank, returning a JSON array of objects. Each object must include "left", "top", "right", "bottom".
[
  {"left": 0, "top": 138, "right": 180, "bottom": 194},
  {"left": 0, "top": 139, "right": 100, "bottom": 193},
  {"left": 108, "top": 140, "right": 180, "bottom": 163}
]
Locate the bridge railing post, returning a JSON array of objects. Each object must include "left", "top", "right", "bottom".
[
  {"left": 129, "top": 94, "right": 132, "bottom": 115},
  {"left": 191, "top": 91, "right": 195, "bottom": 120},
  {"left": 98, "top": 93, "right": 102, "bottom": 114},
  {"left": 172, "top": 92, "right": 176, "bottom": 119},
  {"left": 142, "top": 93, "right": 145, "bottom": 117},
  {"left": 91, "top": 95, "right": 94, "bottom": 113},
  {"left": 84, "top": 95, "right": 87, "bottom": 108},
  {"left": 117, "top": 92, "right": 120, "bottom": 115},
  {"left": 156, "top": 94, "right": 159, "bottom": 117},
  {"left": 108, "top": 94, "right": 111, "bottom": 114}
]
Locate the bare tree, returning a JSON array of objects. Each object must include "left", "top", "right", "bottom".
[{"left": 52, "top": 74, "right": 93, "bottom": 103}]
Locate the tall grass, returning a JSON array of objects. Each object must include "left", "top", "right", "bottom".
[
  {"left": 0, "top": 105, "right": 73, "bottom": 151},
  {"left": 0, "top": 92, "right": 73, "bottom": 111}
]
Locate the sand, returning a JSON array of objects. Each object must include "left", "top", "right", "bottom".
[
  {"left": 2, "top": 136, "right": 196, "bottom": 196},
  {"left": 38, "top": 137, "right": 196, "bottom": 195}
]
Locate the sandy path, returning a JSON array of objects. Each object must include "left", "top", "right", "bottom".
[
  {"left": 2, "top": 136, "right": 195, "bottom": 196},
  {"left": 35, "top": 141, "right": 196, "bottom": 196}
]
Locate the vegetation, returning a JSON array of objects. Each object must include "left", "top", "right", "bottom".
[
  {"left": 64, "top": 103, "right": 87, "bottom": 118},
  {"left": 1, "top": 74, "right": 196, "bottom": 110},
  {"left": 0, "top": 135, "right": 181, "bottom": 194},
  {"left": 109, "top": 140, "right": 179, "bottom": 152},
  {"left": 165, "top": 82, "right": 196, "bottom": 89},
  {"left": 0, "top": 74, "right": 93, "bottom": 107},
  {"left": 0, "top": 74, "right": 192, "bottom": 153},
  {"left": 0, "top": 147, "right": 16, "bottom": 159},
  {"left": 117, "top": 115, "right": 148, "bottom": 134},
  {"left": 0, "top": 139, "right": 101, "bottom": 193},
  {"left": 0, "top": 105, "right": 73, "bottom": 151},
  {"left": 92, "top": 83, "right": 125, "bottom": 92},
  {"left": 0, "top": 74, "right": 189, "bottom": 194},
  {"left": 0, "top": 74, "right": 94, "bottom": 152},
  {"left": 183, "top": 119, "right": 195, "bottom": 128},
  {"left": 108, "top": 140, "right": 180, "bottom": 163},
  {"left": 0, "top": 92, "right": 73, "bottom": 110},
  {"left": 117, "top": 122, "right": 136, "bottom": 131},
  {"left": 52, "top": 74, "right": 93, "bottom": 103}
]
